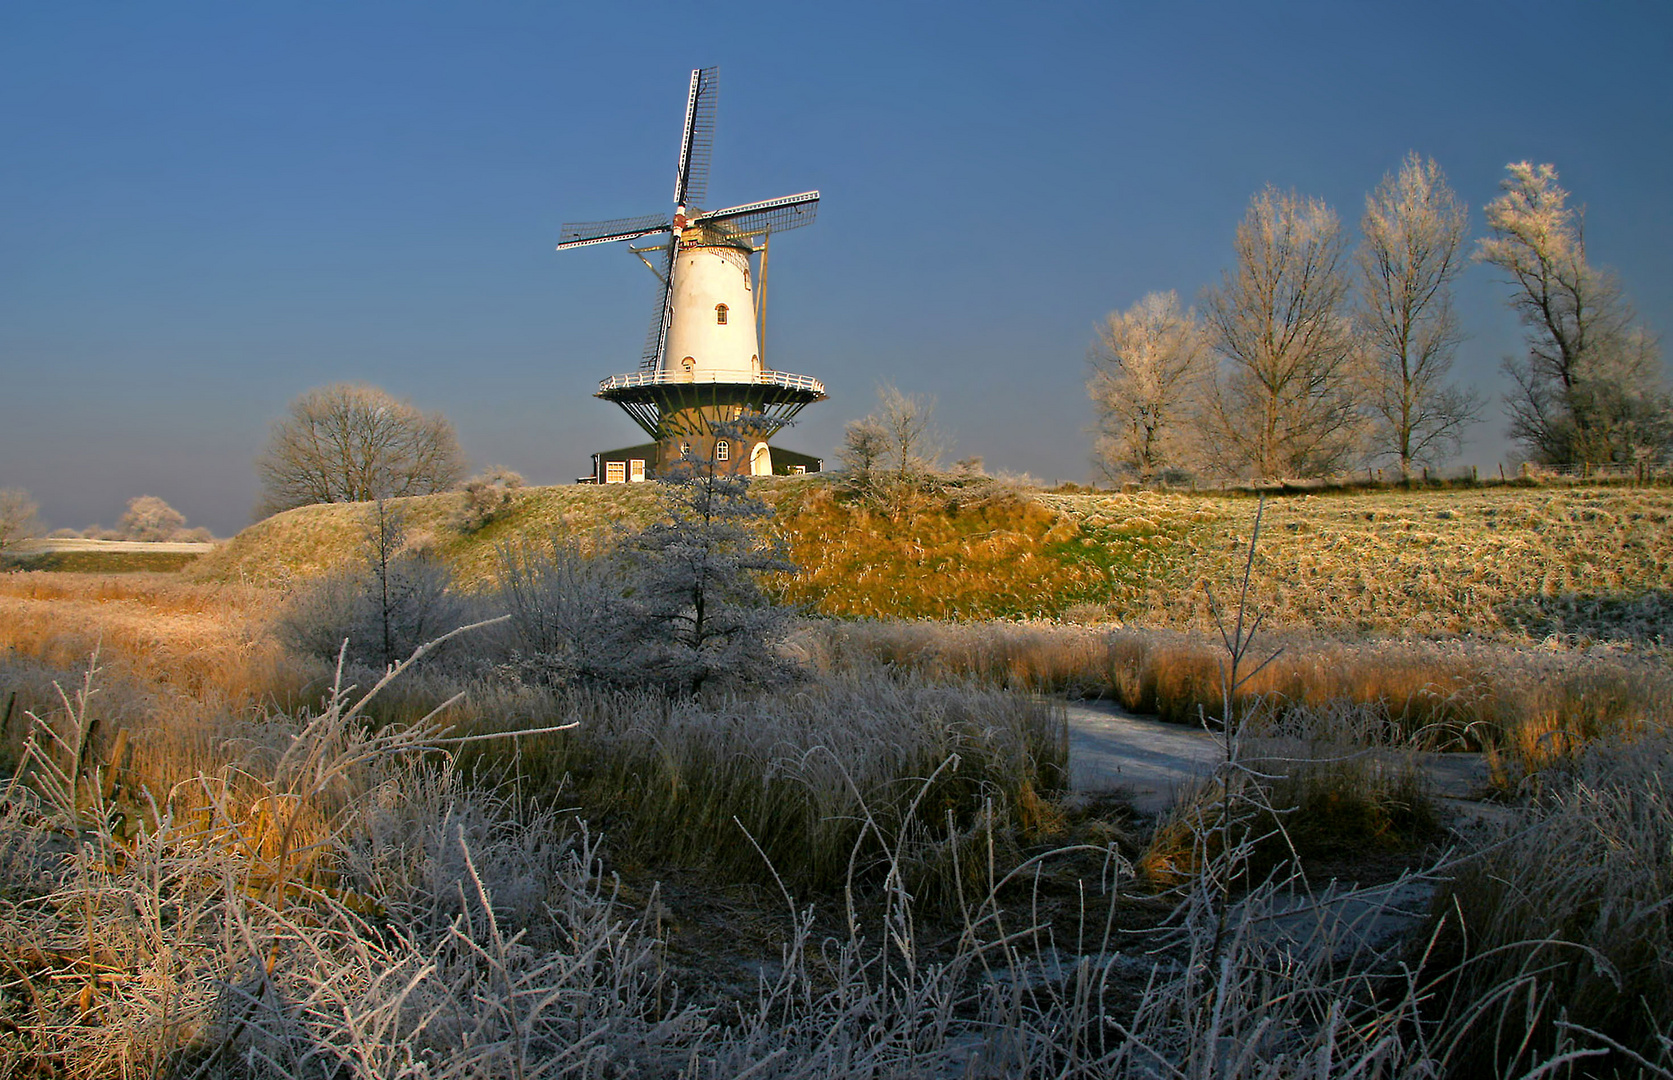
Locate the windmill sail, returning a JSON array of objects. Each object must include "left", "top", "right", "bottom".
[
  {"left": 691, "top": 191, "right": 820, "bottom": 241},
  {"left": 640, "top": 241, "right": 678, "bottom": 370},
  {"left": 558, "top": 213, "right": 671, "bottom": 250},
  {"left": 673, "top": 66, "right": 718, "bottom": 209}
]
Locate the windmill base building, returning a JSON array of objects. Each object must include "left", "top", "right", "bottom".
[{"left": 560, "top": 67, "right": 827, "bottom": 483}]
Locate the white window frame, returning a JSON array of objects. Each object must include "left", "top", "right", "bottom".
[
  {"left": 604, "top": 461, "right": 626, "bottom": 484},
  {"left": 629, "top": 459, "right": 645, "bottom": 482},
  {"left": 715, "top": 440, "right": 730, "bottom": 462}
]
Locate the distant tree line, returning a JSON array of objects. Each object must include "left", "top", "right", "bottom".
[
  {"left": 1088, "top": 157, "right": 1673, "bottom": 482},
  {"left": 0, "top": 489, "right": 211, "bottom": 545}
]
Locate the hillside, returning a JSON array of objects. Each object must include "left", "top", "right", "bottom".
[{"left": 193, "top": 478, "right": 1673, "bottom": 645}]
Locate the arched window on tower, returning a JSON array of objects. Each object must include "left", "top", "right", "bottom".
[
  {"left": 716, "top": 440, "right": 730, "bottom": 461},
  {"left": 715, "top": 303, "right": 728, "bottom": 325}
]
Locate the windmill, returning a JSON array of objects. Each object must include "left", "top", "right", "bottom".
[{"left": 560, "top": 67, "right": 827, "bottom": 482}]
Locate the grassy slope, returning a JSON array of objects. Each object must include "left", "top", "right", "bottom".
[{"left": 193, "top": 478, "right": 1673, "bottom": 643}]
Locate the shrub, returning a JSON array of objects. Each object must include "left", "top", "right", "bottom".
[
  {"left": 492, "top": 533, "right": 629, "bottom": 686},
  {"left": 457, "top": 465, "right": 525, "bottom": 533},
  {"left": 277, "top": 501, "right": 466, "bottom": 671}
]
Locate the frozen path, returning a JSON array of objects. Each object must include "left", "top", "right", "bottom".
[
  {"left": 1062, "top": 699, "right": 1221, "bottom": 814},
  {"left": 1061, "top": 698, "right": 1502, "bottom": 820}
]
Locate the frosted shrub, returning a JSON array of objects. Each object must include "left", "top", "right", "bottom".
[
  {"left": 277, "top": 500, "right": 466, "bottom": 671},
  {"left": 457, "top": 465, "right": 525, "bottom": 533},
  {"left": 492, "top": 533, "right": 631, "bottom": 687}
]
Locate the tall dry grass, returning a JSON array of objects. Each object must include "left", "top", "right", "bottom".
[
  {"left": 1421, "top": 727, "right": 1673, "bottom": 1076},
  {"left": 5, "top": 569, "right": 1672, "bottom": 1075},
  {"left": 450, "top": 668, "right": 1068, "bottom": 898},
  {"left": 10, "top": 648, "right": 1646, "bottom": 1079},
  {"left": 814, "top": 618, "right": 1673, "bottom": 767}
]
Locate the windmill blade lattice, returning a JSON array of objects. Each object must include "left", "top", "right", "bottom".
[
  {"left": 674, "top": 66, "right": 718, "bottom": 209},
  {"left": 639, "top": 241, "right": 678, "bottom": 370},
  {"left": 558, "top": 213, "right": 671, "bottom": 250},
  {"left": 692, "top": 191, "right": 820, "bottom": 241}
]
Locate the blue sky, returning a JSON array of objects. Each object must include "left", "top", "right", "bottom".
[{"left": 3, "top": 1, "right": 1670, "bottom": 535}]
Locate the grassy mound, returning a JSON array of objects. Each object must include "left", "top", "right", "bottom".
[{"left": 192, "top": 477, "right": 1673, "bottom": 643}]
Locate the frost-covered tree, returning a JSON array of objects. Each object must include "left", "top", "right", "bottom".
[
  {"left": 256, "top": 383, "right": 465, "bottom": 517},
  {"left": 1477, "top": 162, "right": 1672, "bottom": 466},
  {"left": 1356, "top": 155, "right": 1484, "bottom": 476},
  {"left": 1204, "top": 187, "right": 1362, "bottom": 478},
  {"left": 617, "top": 445, "right": 797, "bottom": 695},
  {"left": 1087, "top": 291, "right": 1211, "bottom": 481},
  {"left": 0, "top": 488, "right": 42, "bottom": 550},
  {"left": 874, "top": 383, "right": 943, "bottom": 486},
  {"left": 119, "top": 495, "right": 187, "bottom": 541},
  {"left": 840, "top": 416, "right": 889, "bottom": 490}
]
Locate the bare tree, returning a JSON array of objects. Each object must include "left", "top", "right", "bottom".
[
  {"left": 1087, "top": 291, "right": 1211, "bottom": 481},
  {"left": 1355, "top": 155, "right": 1484, "bottom": 477},
  {"left": 874, "top": 383, "right": 943, "bottom": 486},
  {"left": 256, "top": 383, "right": 465, "bottom": 517},
  {"left": 1204, "top": 186, "right": 1362, "bottom": 478},
  {"left": 0, "top": 488, "right": 42, "bottom": 551},
  {"left": 1477, "top": 162, "right": 1672, "bottom": 466},
  {"left": 119, "top": 495, "right": 187, "bottom": 541}
]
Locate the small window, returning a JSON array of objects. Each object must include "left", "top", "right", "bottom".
[
  {"left": 792, "top": 465, "right": 807, "bottom": 475},
  {"left": 679, "top": 441, "right": 691, "bottom": 458},
  {"left": 716, "top": 440, "right": 730, "bottom": 461},
  {"left": 715, "top": 303, "right": 728, "bottom": 324},
  {"left": 629, "top": 459, "right": 645, "bottom": 482},
  {"left": 604, "top": 461, "right": 626, "bottom": 484}
]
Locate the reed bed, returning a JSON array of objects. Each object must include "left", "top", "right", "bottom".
[
  {"left": 1421, "top": 727, "right": 1673, "bottom": 1076},
  {"left": 449, "top": 670, "right": 1068, "bottom": 897},
  {"left": 813, "top": 619, "right": 1673, "bottom": 768}
]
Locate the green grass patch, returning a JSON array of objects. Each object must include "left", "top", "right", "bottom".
[{"left": 2, "top": 550, "right": 202, "bottom": 573}]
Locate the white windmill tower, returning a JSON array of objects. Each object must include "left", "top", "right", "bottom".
[{"left": 559, "top": 67, "right": 827, "bottom": 482}]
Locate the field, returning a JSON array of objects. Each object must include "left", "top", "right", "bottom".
[{"left": 2, "top": 476, "right": 1671, "bottom": 1077}]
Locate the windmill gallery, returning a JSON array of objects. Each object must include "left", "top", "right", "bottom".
[{"left": 560, "top": 67, "right": 828, "bottom": 484}]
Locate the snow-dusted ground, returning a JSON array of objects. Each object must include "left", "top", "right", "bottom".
[{"left": 8, "top": 537, "right": 215, "bottom": 555}]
